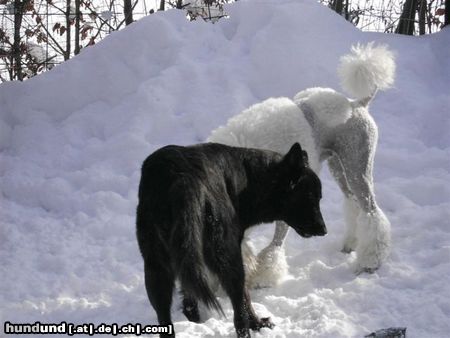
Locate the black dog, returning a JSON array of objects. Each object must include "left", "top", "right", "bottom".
[{"left": 136, "top": 142, "right": 327, "bottom": 337}]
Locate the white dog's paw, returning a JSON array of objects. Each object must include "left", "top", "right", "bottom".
[
  {"left": 248, "top": 244, "right": 288, "bottom": 289},
  {"left": 342, "top": 235, "right": 358, "bottom": 254},
  {"left": 354, "top": 249, "right": 384, "bottom": 274}
]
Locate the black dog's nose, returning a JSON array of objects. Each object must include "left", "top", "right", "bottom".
[{"left": 317, "top": 225, "right": 327, "bottom": 236}]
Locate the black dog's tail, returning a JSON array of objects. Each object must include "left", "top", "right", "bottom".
[
  {"left": 172, "top": 182, "right": 225, "bottom": 317},
  {"left": 179, "top": 253, "right": 225, "bottom": 317}
]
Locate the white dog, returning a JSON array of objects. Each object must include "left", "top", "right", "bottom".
[{"left": 208, "top": 43, "right": 395, "bottom": 286}]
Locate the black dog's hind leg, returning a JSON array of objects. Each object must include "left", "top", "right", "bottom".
[
  {"left": 205, "top": 238, "right": 250, "bottom": 337},
  {"left": 209, "top": 237, "right": 275, "bottom": 337},
  {"left": 221, "top": 263, "right": 250, "bottom": 338},
  {"left": 144, "top": 262, "right": 175, "bottom": 337},
  {"left": 181, "top": 292, "right": 201, "bottom": 323}
]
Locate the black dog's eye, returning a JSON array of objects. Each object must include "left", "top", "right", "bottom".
[{"left": 289, "top": 180, "right": 296, "bottom": 190}]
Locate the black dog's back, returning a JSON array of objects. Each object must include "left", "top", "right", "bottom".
[
  {"left": 139, "top": 143, "right": 279, "bottom": 191},
  {"left": 138, "top": 143, "right": 281, "bottom": 229}
]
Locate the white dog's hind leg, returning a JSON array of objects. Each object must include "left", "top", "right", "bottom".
[
  {"left": 332, "top": 113, "right": 391, "bottom": 272},
  {"left": 248, "top": 221, "right": 289, "bottom": 288},
  {"left": 341, "top": 159, "right": 391, "bottom": 272}
]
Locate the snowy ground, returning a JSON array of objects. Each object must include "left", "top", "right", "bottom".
[{"left": 1, "top": 0, "right": 449, "bottom": 337}]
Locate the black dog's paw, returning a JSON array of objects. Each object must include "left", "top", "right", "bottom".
[
  {"left": 250, "top": 317, "right": 275, "bottom": 331},
  {"left": 260, "top": 317, "right": 275, "bottom": 329},
  {"left": 236, "top": 328, "right": 251, "bottom": 338}
]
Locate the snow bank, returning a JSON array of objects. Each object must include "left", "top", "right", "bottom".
[{"left": 1, "top": 0, "right": 449, "bottom": 337}]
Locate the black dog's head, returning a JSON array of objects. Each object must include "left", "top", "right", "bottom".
[{"left": 274, "top": 143, "right": 327, "bottom": 238}]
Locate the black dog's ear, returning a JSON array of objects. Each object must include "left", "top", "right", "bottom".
[{"left": 283, "top": 142, "right": 307, "bottom": 171}]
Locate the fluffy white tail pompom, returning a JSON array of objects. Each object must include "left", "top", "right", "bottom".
[{"left": 338, "top": 43, "right": 395, "bottom": 100}]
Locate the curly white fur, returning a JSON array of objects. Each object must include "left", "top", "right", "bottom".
[
  {"left": 208, "top": 97, "right": 320, "bottom": 172},
  {"left": 241, "top": 236, "right": 259, "bottom": 284},
  {"left": 294, "top": 88, "right": 352, "bottom": 128},
  {"left": 342, "top": 197, "right": 360, "bottom": 253},
  {"left": 355, "top": 207, "right": 391, "bottom": 273},
  {"left": 338, "top": 43, "right": 395, "bottom": 100},
  {"left": 250, "top": 245, "right": 288, "bottom": 289}
]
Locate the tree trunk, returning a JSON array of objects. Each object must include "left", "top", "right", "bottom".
[
  {"left": 418, "top": 0, "right": 426, "bottom": 35},
  {"left": 74, "top": 0, "right": 81, "bottom": 54},
  {"left": 159, "top": 0, "right": 165, "bottom": 11},
  {"left": 344, "top": 0, "right": 350, "bottom": 20},
  {"left": 445, "top": 0, "right": 450, "bottom": 26},
  {"left": 395, "top": 0, "right": 418, "bottom": 35},
  {"left": 124, "top": 0, "right": 134, "bottom": 25},
  {"left": 332, "top": 0, "right": 344, "bottom": 15},
  {"left": 13, "top": 0, "right": 26, "bottom": 80},
  {"left": 65, "top": 0, "right": 71, "bottom": 60}
]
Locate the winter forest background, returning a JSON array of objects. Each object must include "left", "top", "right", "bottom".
[{"left": 0, "top": 0, "right": 449, "bottom": 82}]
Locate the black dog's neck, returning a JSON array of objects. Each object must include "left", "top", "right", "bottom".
[{"left": 237, "top": 154, "right": 282, "bottom": 229}]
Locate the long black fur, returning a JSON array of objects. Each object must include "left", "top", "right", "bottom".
[{"left": 136, "top": 142, "right": 327, "bottom": 337}]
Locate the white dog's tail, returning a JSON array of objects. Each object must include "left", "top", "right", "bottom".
[{"left": 338, "top": 43, "right": 395, "bottom": 105}]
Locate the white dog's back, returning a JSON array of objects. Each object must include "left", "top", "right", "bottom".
[
  {"left": 208, "top": 97, "right": 320, "bottom": 172},
  {"left": 294, "top": 88, "right": 352, "bottom": 128}
]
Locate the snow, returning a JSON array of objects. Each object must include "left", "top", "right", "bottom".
[{"left": 1, "top": 0, "right": 449, "bottom": 337}]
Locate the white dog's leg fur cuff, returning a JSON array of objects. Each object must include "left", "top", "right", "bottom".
[
  {"left": 241, "top": 237, "right": 259, "bottom": 283},
  {"left": 342, "top": 197, "right": 360, "bottom": 253},
  {"left": 247, "top": 244, "right": 288, "bottom": 289},
  {"left": 355, "top": 207, "right": 391, "bottom": 273}
]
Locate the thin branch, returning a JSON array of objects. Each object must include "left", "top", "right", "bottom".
[{"left": 35, "top": 18, "right": 66, "bottom": 55}]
